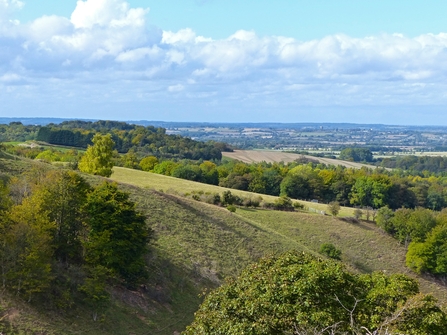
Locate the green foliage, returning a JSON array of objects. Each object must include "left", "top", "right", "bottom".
[
  {"left": 221, "top": 190, "right": 241, "bottom": 206},
  {"left": 380, "top": 154, "right": 447, "bottom": 174},
  {"left": 184, "top": 251, "right": 447, "bottom": 334},
  {"left": 4, "top": 197, "right": 55, "bottom": 302},
  {"left": 121, "top": 149, "right": 139, "bottom": 169},
  {"left": 293, "top": 201, "right": 304, "bottom": 210},
  {"left": 36, "top": 121, "right": 225, "bottom": 161},
  {"left": 320, "top": 243, "right": 342, "bottom": 259},
  {"left": 226, "top": 205, "right": 237, "bottom": 213},
  {"left": 339, "top": 148, "right": 373, "bottom": 162},
  {"left": 84, "top": 182, "right": 151, "bottom": 287},
  {"left": 273, "top": 195, "right": 294, "bottom": 211},
  {"left": 153, "top": 160, "right": 178, "bottom": 175},
  {"left": 78, "top": 134, "right": 115, "bottom": 177},
  {"left": 350, "top": 175, "right": 391, "bottom": 208},
  {"left": 327, "top": 201, "right": 341, "bottom": 216},
  {"left": 353, "top": 208, "right": 363, "bottom": 220},
  {"left": 139, "top": 155, "right": 158, "bottom": 171},
  {"left": 79, "top": 265, "right": 111, "bottom": 321},
  {"left": 406, "top": 224, "right": 447, "bottom": 275},
  {"left": 376, "top": 206, "right": 394, "bottom": 233},
  {"left": 172, "top": 163, "right": 203, "bottom": 182},
  {"left": 33, "top": 170, "right": 91, "bottom": 264}
]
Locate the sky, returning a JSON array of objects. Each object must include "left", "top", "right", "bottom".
[{"left": 1, "top": 0, "right": 447, "bottom": 125}]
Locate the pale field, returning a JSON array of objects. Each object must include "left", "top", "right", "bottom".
[
  {"left": 376, "top": 151, "right": 447, "bottom": 158},
  {"left": 110, "top": 167, "right": 357, "bottom": 217},
  {"left": 222, "top": 150, "right": 378, "bottom": 169}
]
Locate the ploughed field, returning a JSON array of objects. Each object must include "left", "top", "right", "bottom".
[{"left": 222, "top": 149, "right": 377, "bottom": 169}]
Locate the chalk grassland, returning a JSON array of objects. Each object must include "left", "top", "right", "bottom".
[
  {"left": 236, "top": 208, "right": 447, "bottom": 304},
  {"left": 2, "top": 157, "right": 447, "bottom": 334},
  {"left": 111, "top": 167, "right": 356, "bottom": 217},
  {"left": 111, "top": 167, "right": 447, "bottom": 302},
  {"left": 222, "top": 149, "right": 378, "bottom": 169}
]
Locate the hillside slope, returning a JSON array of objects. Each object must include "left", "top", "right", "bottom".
[{"left": 1, "top": 157, "right": 446, "bottom": 334}]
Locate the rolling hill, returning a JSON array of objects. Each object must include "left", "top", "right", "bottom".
[{"left": 0, "top": 157, "right": 446, "bottom": 334}]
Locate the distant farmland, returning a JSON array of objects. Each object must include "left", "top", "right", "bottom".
[{"left": 222, "top": 150, "right": 377, "bottom": 169}]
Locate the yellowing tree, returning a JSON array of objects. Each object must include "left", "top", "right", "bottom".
[{"left": 78, "top": 134, "right": 115, "bottom": 177}]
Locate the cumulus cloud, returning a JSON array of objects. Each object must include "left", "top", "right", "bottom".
[
  {"left": 70, "top": 0, "right": 148, "bottom": 29},
  {"left": 2, "top": 0, "right": 447, "bottom": 123},
  {"left": 0, "top": 0, "right": 23, "bottom": 17}
]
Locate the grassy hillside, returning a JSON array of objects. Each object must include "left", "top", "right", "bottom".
[
  {"left": 1, "top": 157, "right": 447, "bottom": 334},
  {"left": 111, "top": 167, "right": 447, "bottom": 305},
  {"left": 111, "top": 167, "right": 357, "bottom": 217}
]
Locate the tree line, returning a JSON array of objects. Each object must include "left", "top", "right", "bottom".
[
  {"left": 0, "top": 120, "right": 230, "bottom": 161},
  {"left": 137, "top": 158, "right": 447, "bottom": 211},
  {"left": 378, "top": 155, "right": 447, "bottom": 174},
  {"left": 35, "top": 121, "right": 230, "bottom": 160}
]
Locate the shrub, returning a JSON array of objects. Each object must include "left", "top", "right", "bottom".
[
  {"left": 226, "top": 205, "right": 236, "bottom": 213},
  {"left": 273, "top": 196, "right": 294, "bottom": 211},
  {"left": 320, "top": 243, "right": 342, "bottom": 260},
  {"left": 293, "top": 201, "right": 305, "bottom": 210},
  {"left": 354, "top": 208, "right": 363, "bottom": 220},
  {"left": 327, "top": 201, "right": 341, "bottom": 216}
]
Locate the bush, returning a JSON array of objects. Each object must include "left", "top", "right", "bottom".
[
  {"left": 293, "top": 201, "right": 305, "bottom": 210},
  {"left": 273, "top": 196, "right": 294, "bottom": 211},
  {"left": 202, "top": 193, "right": 221, "bottom": 205},
  {"left": 320, "top": 243, "right": 342, "bottom": 260},
  {"left": 221, "top": 190, "right": 236, "bottom": 205},
  {"left": 327, "top": 201, "right": 341, "bottom": 216},
  {"left": 226, "top": 205, "right": 237, "bottom": 213},
  {"left": 354, "top": 208, "right": 363, "bottom": 220},
  {"left": 242, "top": 196, "right": 262, "bottom": 208}
]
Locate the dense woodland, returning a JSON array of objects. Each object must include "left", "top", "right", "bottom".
[
  {"left": 0, "top": 167, "right": 151, "bottom": 321},
  {"left": 1, "top": 120, "right": 230, "bottom": 160}
]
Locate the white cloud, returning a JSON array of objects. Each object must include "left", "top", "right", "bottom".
[
  {"left": 70, "top": 0, "right": 148, "bottom": 29},
  {"left": 168, "top": 84, "right": 184, "bottom": 92},
  {"left": 2, "top": 0, "right": 447, "bottom": 123},
  {"left": 0, "top": 0, "right": 23, "bottom": 17}
]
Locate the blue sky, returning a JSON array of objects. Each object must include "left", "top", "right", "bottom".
[{"left": 2, "top": 0, "right": 447, "bottom": 124}]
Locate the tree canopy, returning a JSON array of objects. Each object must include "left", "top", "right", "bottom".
[
  {"left": 78, "top": 133, "right": 115, "bottom": 177},
  {"left": 184, "top": 251, "right": 447, "bottom": 335}
]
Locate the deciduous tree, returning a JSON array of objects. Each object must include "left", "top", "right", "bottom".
[
  {"left": 84, "top": 182, "right": 151, "bottom": 287},
  {"left": 78, "top": 133, "right": 115, "bottom": 177}
]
